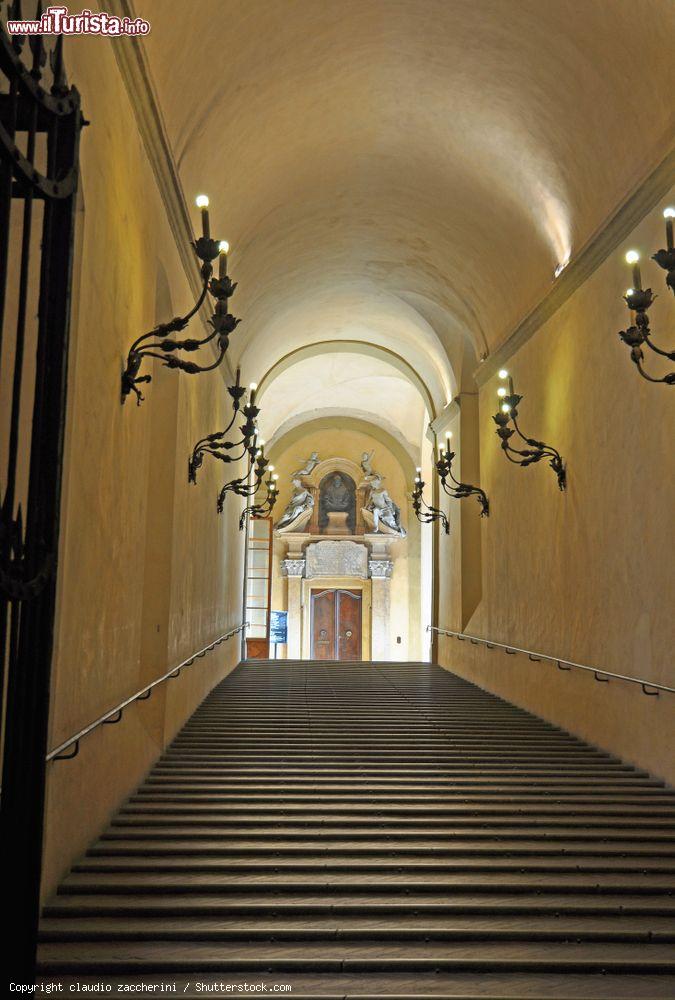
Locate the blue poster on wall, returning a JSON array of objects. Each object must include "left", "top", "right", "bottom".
[{"left": 269, "top": 610, "right": 288, "bottom": 645}]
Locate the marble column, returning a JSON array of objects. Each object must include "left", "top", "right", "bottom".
[
  {"left": 281, "top": 559, "right": 305, "bottom": 659},
  {"left": 369, "top": 559, "right": 393, "bottom": 661}
]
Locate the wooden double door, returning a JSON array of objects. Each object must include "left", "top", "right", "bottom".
[{"left": 310, "top": 589, "right": 362, "bottom": 661}]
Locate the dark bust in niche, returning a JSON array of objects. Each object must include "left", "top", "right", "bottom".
[{"left": 318, "top": 472, "right": 356, "bottom": 534}]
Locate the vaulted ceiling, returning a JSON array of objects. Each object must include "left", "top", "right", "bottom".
[{"left": 141, "top": 0, "right": 675, "bottom": 445}]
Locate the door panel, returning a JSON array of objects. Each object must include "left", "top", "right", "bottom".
[
  {"left": 310, "top": 588, "right": 362, "bottom": 660},
  {"left": 337, "top": 590, "right": 362, "bottom": 661},
  {"left": 311, "top": 589, "right": 336, "bottom": 660}
]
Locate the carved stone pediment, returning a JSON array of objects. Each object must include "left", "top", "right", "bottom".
[{"left": 305, "top": 540, "right": 368, "bottom": 579}]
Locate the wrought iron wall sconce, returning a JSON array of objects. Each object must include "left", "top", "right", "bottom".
[
  {"left": 411, "top": 471, "right": 450, "bottom": 534},
  {"left": 618, "top": 209, "right": 675, "bottom": 386},
  {"left": 218, "top": 446, "right": 273, "bottom": 519},
  {"left": 188, "top": 373, "right": 271, "bottom": 514},
  {"left": 121, "top": 195, "right": 239, "bottom": 404},
  {"left": 238, "top": 471, "right": 280, "bottom": 530},
  {"left": 492, "top": 370, "right": 567, "bottom": 491},
  {"left": 188, "top": 366, "right": 250, "bottom": 483},
  {"left": 436, "top": 432, "right": 489, "bottom": 517}
]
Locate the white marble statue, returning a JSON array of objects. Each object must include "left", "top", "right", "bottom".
[
  {"left": 367, "top": 474, "right": 406, "bottom": 535},
  {"left": 275, "top": 478, "right": 314, "bottom": 530},
  {"left": 360, "top": 450, "right": 376, "bottom": 480},
  {"left": 292, "top": 451, "right": 320, "bottom": 479}
]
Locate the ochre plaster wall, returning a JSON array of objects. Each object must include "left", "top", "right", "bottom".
[
  {"left": 269, "top": 425, "right": 419, "bottom": 660},
  {"left": 41, "top": 37, "right": 245, "bottom": 901},
  {"left": 438, "top": 189, "right": 675, "bottom": 784}
]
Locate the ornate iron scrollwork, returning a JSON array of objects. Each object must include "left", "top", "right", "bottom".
[
  {"left": 121, "top": 199, "right": 239, "bottom": 404},
  {"left": 435, "top": 433, "right": 489, "bottom": 516},
  {"left": 0, "top": 3, "right": 86, "bottom": 976},
  {"left": 188, "top": 376, "right": 275, "bottom": 520},
  {"left": 238, "top": 472, "right": 279, "bottom": 530},
  {"left": 411, "top": 471, "right": 450, "bottom": 534},
  {"left": 619, "top": 219, "right": 675, "bottom": 386},
  {"left": 492, "top": 371, "right": 566, "bottom": 491}
]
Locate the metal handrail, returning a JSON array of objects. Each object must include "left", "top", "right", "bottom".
[
  {"left": 46, "top": 623, "right": 248, "bottom": 763},
  {"left": 428, "top": 625, "right": 674, "bottom": 696}
]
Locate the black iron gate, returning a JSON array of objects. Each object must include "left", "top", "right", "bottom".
[{"left": 0, "top": 6, "right": 84, "bottom": 979}]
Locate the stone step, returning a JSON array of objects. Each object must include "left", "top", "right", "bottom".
[
  {"left": 72, "top": 856, "right": 675, "bottom": 875},
  {"left": 93, "top": 836, "right": 675, "bottom": 856},
  {"left": 35, "top": 938, "right": 675, "bottom": 972},
  {"left": 112, "top": 815, "right": 675, "bottom": 831},
  {"left": 38, "top": 913, "right": 675, "bottom": 941},
  {"left": 59, "top": 870, "right": 675, "bottom": 892},
  {"left": 44, "top": 892, "right": 675, "bottom": 916}
]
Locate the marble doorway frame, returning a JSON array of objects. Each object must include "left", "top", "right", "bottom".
[{"left": 301, "top": 576, "right": 372, "bottom": 661}]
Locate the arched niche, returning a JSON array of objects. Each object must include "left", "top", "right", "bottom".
[
  {"left": 302, "top": 457, "right": 368, "bottom": 536},
  {"left": 318, "top": 470, "right": 357, "bottom": 535}
]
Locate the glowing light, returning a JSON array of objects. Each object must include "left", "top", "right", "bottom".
[
  {"left": 501, "top": 403, "right": 512, "bottom": 413},
  {"left": 554, "top": 255, "right": 570, "bottom": 279},
  {"left": 195, "top": 194, "right": 209, "bottom": 208},
  {"left": 625, "top": 250, "right": 640, "bottom": 265},
  {"left": 664, "top": 207, "right": 675, "bottom": 219},
  {"left": 498, "top": 369, "right": 509, "bottom": 380},
  {"left": 218, "top": 240, "right": 229, "bottom": 254},
  {"left": 497, "top": 386, "right": 507, "bottom": 398}
]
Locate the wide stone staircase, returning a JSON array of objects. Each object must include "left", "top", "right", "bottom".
[{"left": 39, "top": 662, "right": 675, "bottom": 996}]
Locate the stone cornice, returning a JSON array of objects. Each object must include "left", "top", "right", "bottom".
[
  {"left": 107, "top": 0, "right": 234, "bottom": 379},
  {"left": 475, "top": 142, "right": 675, "bottom": 387},
  {"left": 427, "top": 399, "right": 461, "bottom": 442}
]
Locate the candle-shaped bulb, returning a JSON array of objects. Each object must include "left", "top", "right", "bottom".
[
  {"left": 664, "top": 207, "right": 675, "bottom": 250},
  {"left": 497, "top": 386, "right": 507, "bottom": 398},
  {"left": 445, "top": 430, "right": 452, "bottom": 439},
  {"left": 416, "top": 467, "right": 422, "bottom": 474},
  {"left": 501, "top": 403, "right": 512, "bottom": 413},
  {"left": 498, "top": 369, "right": 509, "bottom": 380},
  {"left": 196, "top": 194, "right": 210, "bottom": 239},
  {"left": 625, "top": 249, "right": 642, "bottom": 290},
  {"left": 218, "top": 240, "right": 229, "bottom": 279}
]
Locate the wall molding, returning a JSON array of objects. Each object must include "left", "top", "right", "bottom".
[
  {"left": 107, "top": 0, "right": 234, "bottom": 379},
  {"left": 428, "top": 399, "right": 461, "bottom": 441},
  {"left": 475, "top": 142, "right": 675, "bottom": 387}
]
